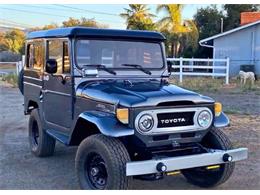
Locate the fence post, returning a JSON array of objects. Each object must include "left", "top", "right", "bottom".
[
  {"left": 16, "top": 62, "right": 19, "bottom": 75},
  {"left": 191, "top": 57, "right": 194, "bottom": 71},
  {"left": 226, "top": 58, "right": 230, "bottom": 84},
  {"left": 22, "top": 55, "right": 25, "bottom": 67},
  {"left": 180, "top": 57, "right": 183, "bottom": 83}
]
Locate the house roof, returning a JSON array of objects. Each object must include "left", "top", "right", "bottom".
[
  {"left": 27, "top": 27, "right": 166, "bottom": 41},
  {"left": 199, "top": 20, "right": 260, "bottom": 45}
]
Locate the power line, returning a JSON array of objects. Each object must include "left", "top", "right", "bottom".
[
  {"left": 0, "top": 7, "right": 69, "bottom": 18},
  {"left": 0, "top": 6, "right": 124, "bottom": 25},
  {"left": 17, "top": 4, "right": 84, "bottom": 13},
  {"left": 0, "top": 18, "right": 34, "bottom": 28},
  {"left": 0, "top": 21, "right": 26, "bottom": 29},
  {"left": 53, "top": 4, "right": 119, "bottom": 17},
  {"left": 17, "top": 4, "right": 121, "bottom": 19},
  {"left": 0, "top": 24, "right": 25, "bottom": 30}
]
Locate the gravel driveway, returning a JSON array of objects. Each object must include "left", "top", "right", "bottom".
[{"left": 0, "top": 84, "right": 259, "bottom": 189}]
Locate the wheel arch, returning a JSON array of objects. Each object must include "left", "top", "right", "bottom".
[
  {"left": 26, "top": 100, "right": 39, "bottom": 113},
  {"left": 69, "top": 117, "right": 100, "bottom": 146},
  {"left": 68, "top": 111, "right": 134, "bottom": 146}
]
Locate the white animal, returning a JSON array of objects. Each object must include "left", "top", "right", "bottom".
[{"left": 239, "top": 71, "right": 255, "bottom": 85}]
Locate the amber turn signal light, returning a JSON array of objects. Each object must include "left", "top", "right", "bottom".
[
  {"left": 116, "top": 108, "right": 129, "bottom": 124},
  {"left": 214, "top": 102, "right": 222, "bottom": 116}
]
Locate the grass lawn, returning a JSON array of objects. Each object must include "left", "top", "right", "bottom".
[{"left": 0, "top": 73, "right": 18, "bottom": 87}]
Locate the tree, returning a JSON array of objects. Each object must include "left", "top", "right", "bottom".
[
  {"left": 193, "top": 5, "right": 225, "bottom": 58},
  {"left": 29, "top": 23, "right": 59, "bottom": 32},
  {"left": 181, "top": 20, "right": 199, "bottom": 57},
  {"left": 0, "top": 32, "right": 8, "bottom": 52},
  {"left": 62, "top": 17, "right": 108, "bottom": 28},
  {"left": 223, "top": 4, "right": 260, "bottom": 31},
  {"left": 120, "top": 4, "right": 155, "bottom": 30},
  {"left": 62, "top": 17, "right": 81, "bottom": 27},
  {"left": 156, "top": 4, "right": 198, "bottom": 57},
  {"left": 1, "top": 29, "right": 25, "bottom": 54},
  {"left": 80, "top": 17, "right": 108, "bottom": 28}
]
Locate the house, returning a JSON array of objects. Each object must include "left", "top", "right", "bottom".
[{"left": 199, "top": 13, "right": 260, "bottom": 77}]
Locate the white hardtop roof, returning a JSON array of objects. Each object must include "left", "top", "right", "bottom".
[{"left": 199, "top": 20, "right": 260, "bottom": 45}]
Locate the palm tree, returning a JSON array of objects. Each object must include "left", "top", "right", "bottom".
[
  {"left": 156, "top": 4, "right": 198, "bottom": 57},
  {"left": 120, "top": 4, "right": 155, "bottom": 30}
]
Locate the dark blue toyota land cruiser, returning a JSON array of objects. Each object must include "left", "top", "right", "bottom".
[{"left": 19, "top": 27, "right": 248, "bottom": 190}]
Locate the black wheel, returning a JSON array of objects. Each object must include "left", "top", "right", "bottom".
[
  {"left": 182, "top": 128, "right": 235, "bottom": 188},
  {"left": 18, "top": 69, "right": 24, "bottom": 95},
  {"left": 75, "top": 134, "right": 132, "bottom": 190},
  {"left": 29, "top": 109, "right": 56, "bottom": 157}
]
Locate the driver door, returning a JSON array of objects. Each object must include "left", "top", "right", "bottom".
[{"left": 43, "top": 39, "right": 72, "bottom": 131}]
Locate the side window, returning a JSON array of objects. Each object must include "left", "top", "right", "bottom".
[
  {"left": 27, "top": 44, "right": 34, "bottom": 68},
  {"left": 26, "top": 42, "right": 44, "bottom": 70},
  {"left": 47, "top": 40, "right": 70, "bottom": 74},
  {"left": 63, "top": 42, "right": 70, "bottom": 74}
]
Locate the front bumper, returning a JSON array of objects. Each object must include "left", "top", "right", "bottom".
[{"left": 126, "top": 147, "right": 248, "bottom": 176}]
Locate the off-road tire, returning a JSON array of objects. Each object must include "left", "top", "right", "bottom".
[
  {"left": 75, "top": 134, "right": 132, "bottom": 190},
  {"left": 18, "top": 69, "right": 24, "bottom": 95},
  {"left": 29, "top": 109, "right": 56, "bottom": 157},
  {"left": 182, "top": 127, "right": 235, "bottom": 188}
]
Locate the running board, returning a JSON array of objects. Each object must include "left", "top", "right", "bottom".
[{"left": 46, "top": 129, "right": 69, "bottom": 145}]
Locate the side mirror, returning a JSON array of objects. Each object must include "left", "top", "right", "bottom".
[{"left": 46, "top": 59, "right": 57, "bottom": 74}]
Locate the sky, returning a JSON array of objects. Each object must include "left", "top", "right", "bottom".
[{"left": 0, "top": 4, "right": 222, "bottom": 29}]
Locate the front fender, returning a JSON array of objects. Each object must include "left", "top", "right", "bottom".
[
  {"left": 77, "top": 111, "right": 134, "bottom": 137},
  {"left": 214, "top": 112, "right": 230, "bottom": 128}
]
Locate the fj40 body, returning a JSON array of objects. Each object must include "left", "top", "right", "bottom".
[{"left": 19, "top": 27, "right": 248, "bottom": 189}]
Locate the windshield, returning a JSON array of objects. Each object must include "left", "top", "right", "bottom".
[{"left": 75, "top": 39, "right": 164, "bottom": 69}]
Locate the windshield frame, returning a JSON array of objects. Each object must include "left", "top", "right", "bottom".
[{"left": 73, "top": 37, "right": 166, "bottom": 71}]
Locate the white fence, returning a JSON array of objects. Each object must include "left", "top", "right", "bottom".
[
  {"left": 0, "top": 61, "right": 23, "bottom": 76},
  {"left": 0, "top": 55, "right": 24, "bottom": 76},
  {"left": 167, "top": 57, "right": 230, "bottom": 84}
]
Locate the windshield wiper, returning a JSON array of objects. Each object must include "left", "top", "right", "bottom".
[
  {"left": 82, "top": 64, "right": 116, "bottom": 75},
  {"left": 121, "top": 64, "right": 151, "bottom": 75}
]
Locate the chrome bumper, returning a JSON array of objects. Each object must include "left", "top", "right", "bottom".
[{"left": 126, "top": 148, "right": 248, "bottom": 176}]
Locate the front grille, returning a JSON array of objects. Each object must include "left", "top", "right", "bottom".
[
  {"left": 157, "top": 112, "right": 195, "bottom": 128},
  {"left": 134, "top": 107, "right": 211, "bottom": 135}
]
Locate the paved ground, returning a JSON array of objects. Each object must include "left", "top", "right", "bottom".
[{"left": 0, "top": 84, "right": 259, "bottom": 189}]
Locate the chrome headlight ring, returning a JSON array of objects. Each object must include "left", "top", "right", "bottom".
[
  {"left": 138, "top": 114, "right": 154, "bottom": 132},
  {"left": 197, "top": 110, "right": 212, "bottom": 128}
]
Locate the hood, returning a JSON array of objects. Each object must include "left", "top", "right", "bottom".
[{"left": 77, "top": 79, "right": 214, "bottom": 107}]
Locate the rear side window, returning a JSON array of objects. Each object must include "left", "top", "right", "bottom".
[
  {"left": 47, "top": 40, "right": 70, "bottom": 74},
  {"left": 63, "top": 42, "right": 70, "bottom": 73},
  {"left": 27, "top": 41, "right": 44, "bottom": 70}
]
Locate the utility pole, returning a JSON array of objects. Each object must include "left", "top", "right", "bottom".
[{"left": 221, "top": 18, "right": 224, "bottom": 33}]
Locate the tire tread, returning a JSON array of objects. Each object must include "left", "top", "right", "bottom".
[
  {"left": 182, "top": 128, "right": 235, "bottom": 188},
  {"left": 76, "top": 134, "right": 132, "bottom": 189},
  {"left": 29, "top": 109, "right": 56, "bottom": 157}
]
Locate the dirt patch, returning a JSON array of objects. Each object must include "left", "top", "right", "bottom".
[
  {"left": 0, "top": 84, "right": 259, "bottom": 189},
  {"left": 205, "top": 91, "right": 260, "bottom": 115}
]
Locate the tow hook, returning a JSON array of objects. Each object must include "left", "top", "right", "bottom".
[
  {"left": 223, "top": 153, "right": 233, "bottom": 162},
  {"left": 156, "top": 162, "right": 167, "bottom": 172}
]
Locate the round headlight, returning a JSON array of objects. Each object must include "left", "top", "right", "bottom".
[
  {"left": 138, "top": 114, "right": 154, "bottom": 132},
  {"left": 198, "top": 110, "right": 212, "bottom": 128}
]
